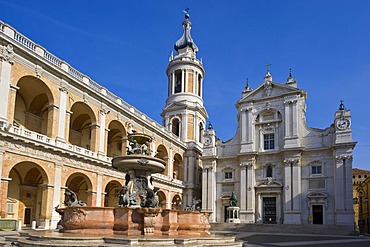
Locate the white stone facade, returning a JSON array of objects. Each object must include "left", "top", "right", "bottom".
[{"left": 202, "top": 72, "right": 356, "bottom": 226}]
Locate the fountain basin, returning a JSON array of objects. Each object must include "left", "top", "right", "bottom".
[
  {"left": 112, "top": 155, "right": 166, "bottom": 174},
  {"left": 59, "top": 207, "right": 210, "bottom": 236},
  {"left": 61, "top": 207, "right": 115, "bottom": 235}
]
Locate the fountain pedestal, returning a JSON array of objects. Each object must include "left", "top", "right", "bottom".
[{"left": 137, "top": 207, "right": 162, "bottom": 235}]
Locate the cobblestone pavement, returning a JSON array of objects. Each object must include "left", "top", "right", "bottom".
[{"left": 232, "top": 232, "right": 370, "bottom": 247}]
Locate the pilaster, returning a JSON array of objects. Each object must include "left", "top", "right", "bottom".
[
  {"left": 50, "top": 163, "right": 62, "bottom": 229},
  {"left": 56, "top": 85, "right": 68, "bottom": 142},
  {"left": 0, "top": 44, "right": 14, "bottom": 121}
]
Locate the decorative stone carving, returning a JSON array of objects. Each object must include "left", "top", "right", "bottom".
[
  {"left": 0, "top": 44, "right": 14, "bottom": 64},
  {"left": 284, "top": 158, "right": 299, "bottom": 166},
  {"left": 35, "top": 64, "right": 43, "bottom": 78},
  {"left": 64, "top": 208, "right": 87, "bottom": 224}
]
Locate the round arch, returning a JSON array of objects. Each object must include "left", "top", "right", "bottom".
[
  {"left": 69, "top": 102, "right": 97, "bottom": 150},
  {"left": 156, "top": 144, "right": 169, "bottom": 176},
  {"left": 171, "top": 194, "right": 182, "bottom": 210},
  {"left": 173, "top": 153, "right": 183, "bottom": 180},
  {"left": 156, "top": 190, "right": 167, "bottom": 209},
  {"left": 14, "top": 76, "right": 55, "bottom": 137},
  {"left": 104, "top": 180, "right": 123, "bottom": 207},
  {"left": 107, "top": 120, "right": 127, "bottom": 157},
  {"left": 7, "top": 161, "right": 49, "bottom": 227},
  {"left": 65, "top": 172, "right": 93, "bottom": 206}
]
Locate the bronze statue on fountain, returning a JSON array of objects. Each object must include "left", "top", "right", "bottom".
[{"left": 113, "top": 132, "right": 165, "bottom": 208}]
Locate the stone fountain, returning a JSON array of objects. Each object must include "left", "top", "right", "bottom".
[{"left": 16, "top": 132, "right": 244, "bottom": 246}]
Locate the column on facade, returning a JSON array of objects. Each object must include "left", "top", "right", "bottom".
[
  {"left": 182, "top": 114, "right": 187, "bottom": 141},
  {"left": 167, "top": 191, "right": 172, "bottom": 209},
  {"left": 7, "top": 85, "right": 19, "bottom": 124},
  {"left": 292, "top": 100, "right": 298, "bottom": 136},
  {"left": 241, "top": 110, "right": 247, "bottom": 143},
  {"left": 50, "top": 163, "right": 62, "bottom": 229},
  {"left": 259, "top": 127, "right": 263, "bottom": 151},
  {"left": 183, "top": 156, "right": 188, "bottom": 182},
  {"left": 0, "top": 178, "right": 11, "bottom": 218},
  {"left": 194, "top": 113, "right": 198, "bottom": 143},
  {"left": 239, "top": 163, "right": 247, "bottom": 211},
  {"left": 247, "top": 109, "right": 253, "bottom": 143},
  {"left": 90, "top": 124, "right": 100, "bottom": 152},
  {"left": 47, "top": 104, "right": 59, "bottom": 138},
  {"left": 64, "top": 110, "right": 72, "bottom": 143},
  {"left": 181, "top": 69, "right": 185, "bottom": 92},
  {"left": 188, "top": 156, "right": 195, "bottom": 185},
  {"left": 0, "top": 46, "right": 13, "bottom": 121},
  {"left": 95, "top": 173, "right": 103, "bottom": 206},
  {"left": 246, "top": 163, "right": 255, "bottom": 214},
  {"left": 184, "top": 69, "right": 188, "bottom": 93},
  {"left": 56, "top": 85, "right": 68, "bottom": 142},
  {"left": 292, "top": 160, "right": 301, "bottom": 211},
  {"left": 335, "top": 156, "right": 345, "bottom": 211},
  {"left": 284, "top": 101, "right": 291, "bottom": 137},
  {"left": 284, "top": 160, "right": 292, "bottom": 211},
  {"left": 86, "top": 191, "right": 97, "bottom": 206},
  {"left": 171, "top": 72, "right": 175, "bottom": 94},
  {"left": 98, "top": 110, "right": 106, "bottom": 155},
  {"left": 40, "top": 183, "right": 54, "bottom": 229},
  {"left": 168, "top": 148, "right": 174, "bottom": 178},
  {"left": 257, "top": 193, "right": 262, "bottom": 222},
  {"left": 275, "top": 122, "right": 279, "bottom": 150},
  {"left": 208, "top": 164, "right": 217, "bottom": 222},
  {"left": 343, "top": 156, "right": 354, "bottom": 211},
  {"left": 195, "top": 158, "right": 199, "bottom": 186},
  {"left": 201, "top": 167, "right": 208, "bottom": 211},
  {"left": 0, "top": 150, "right": 6, "bottom": 218}
]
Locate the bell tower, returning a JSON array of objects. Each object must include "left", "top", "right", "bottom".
[{"left": 162, "top": 10, "right": 208, "bottom": 145}]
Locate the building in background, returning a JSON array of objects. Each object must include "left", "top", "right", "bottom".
[
  {"left": 202, "top": 70, "right": 356, "bottom": 226},
  {"left": 353, "top": 168, "right": 370, "bottom": 234}
]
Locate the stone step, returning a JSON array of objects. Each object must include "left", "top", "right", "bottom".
[{"left": 210, "top": 223, "right": 355, "bottom": 236}]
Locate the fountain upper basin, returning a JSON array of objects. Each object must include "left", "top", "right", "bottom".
[{"left": 112, "top": 155, "right": 166, "bottom": 174}]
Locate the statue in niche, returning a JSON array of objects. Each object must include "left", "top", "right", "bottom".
[{"left": 229, "top": 192, "right": 238, "bottom": 207}]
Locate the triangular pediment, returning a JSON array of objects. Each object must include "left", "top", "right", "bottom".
[{"left": 238, "top": 81, "right": 303, "bottom": 104}]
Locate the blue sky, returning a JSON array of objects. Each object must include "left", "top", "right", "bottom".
[{"left": 0, "top": 0, "right": 369, "bottom": 169}]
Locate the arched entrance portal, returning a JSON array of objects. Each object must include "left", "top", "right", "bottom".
[{"left": 8, "top": 162, "right": 49, "bottom": 227}]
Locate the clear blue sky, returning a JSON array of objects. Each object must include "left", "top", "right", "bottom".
[{"left": 1, "top": 0, "right": 369, "bottom": 169}]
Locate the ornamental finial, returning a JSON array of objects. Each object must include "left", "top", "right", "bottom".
[
  {"left": 183, "top": 7, "right": 190, "bottom": 19},
  {"left": 339, "top": 100, "right": 345, "bottom": 111}
]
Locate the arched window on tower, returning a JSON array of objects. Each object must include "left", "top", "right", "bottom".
[
  {"left": 175, "top": 70, "right": 182, "bottom": 93},
  {"left": 197, "top": 74, "right": 202, "bottom": 97},
  {"left": 172, "top": 118, "right": 180, "bottom": 137},
  {"left": 199, "top": 122, "right": 204, "bottom": 143}
]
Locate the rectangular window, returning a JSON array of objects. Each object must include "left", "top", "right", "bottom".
[
  {"left": 7, "top": 203, "right": 14, "bottom": 213},
  {"left": 312, "top": 166, "right": 322, "bottom": 175},
  {"left": 264, "top": 133, "right": 275, "bottom": 150},
  {"left": 225, "top": 172, "right": 232, "bottom": 180},
  {"left": 309, "top": 179, "right": 325, "bottom": 189}
]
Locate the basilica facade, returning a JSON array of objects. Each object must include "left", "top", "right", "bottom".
[{"left": 201, "top": 71, "right": 356, "bottom": 226}]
